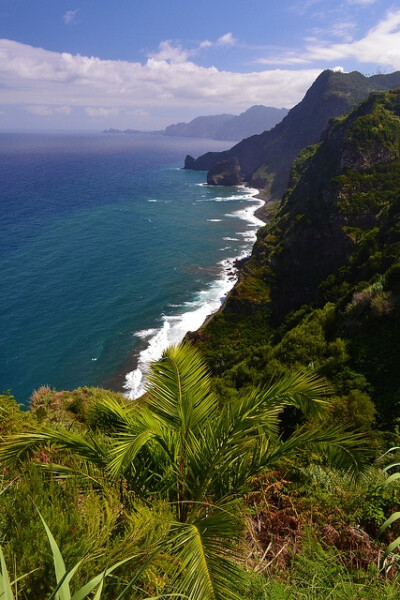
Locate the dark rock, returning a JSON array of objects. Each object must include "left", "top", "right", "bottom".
[
  {"left": 207, "top": 157, "right": 242, "bottom": 186},
  {"left": 184, "top": 155, "right": 196, "bottom": 170}
]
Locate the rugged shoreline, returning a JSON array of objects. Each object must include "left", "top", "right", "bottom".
[
  {"left": 121, "top": 184, "right": 266, "bottom": 398},
  {"left": 185, "top": 186, "right": 269, "bottom": 336}
]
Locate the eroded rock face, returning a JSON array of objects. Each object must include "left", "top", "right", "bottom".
[
  {"left": 207, "top": 157, "right": 242, "bottom": 186},
  {"left": 184, "top": 155, "right": 196, "bottom": 169}
]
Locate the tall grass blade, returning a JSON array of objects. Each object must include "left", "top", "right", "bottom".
[
  {"left": 0, "top": 547, "right": 14, "bottom": 600},
  {"left": 71, "top": 555, "right": 135, "bottom": 600},
  {"left": 38, "top": 510, "right": 70, "bottom": 600}
]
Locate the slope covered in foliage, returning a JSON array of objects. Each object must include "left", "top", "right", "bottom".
[{"left": 192, "top": 89, "right": 400, "bottom": 429}]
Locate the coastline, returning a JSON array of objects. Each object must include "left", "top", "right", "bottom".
[{"left": 123, "top": 184, "right": 266, "bottom": 399}]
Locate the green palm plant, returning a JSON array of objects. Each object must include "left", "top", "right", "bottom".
[{"left": 0, "top": 344, "right": 372, "bottom": 600}]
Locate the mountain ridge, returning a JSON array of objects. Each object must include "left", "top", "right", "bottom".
[
  {"left": 185, "top": 69, "right": 400, "bottom": 201},
  {"left": 164, "top": 105, "right": 288, "bottom": 141}
]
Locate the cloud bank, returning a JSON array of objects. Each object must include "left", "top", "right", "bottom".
[{"left": 0, "top": 37, "right": 321, "bottom": 126}]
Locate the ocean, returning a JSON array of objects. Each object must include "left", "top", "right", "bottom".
[{"left": 0, "top": 132, "right": 263, "bottom": 406}]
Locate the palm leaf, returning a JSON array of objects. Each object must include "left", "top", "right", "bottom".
[
  {"left": 0, "top": 428, "right": 108, "bottom": 469},
  {"left": 261, "top": 423, "right": 372, "bottom": 477},
  {"left": 38, "top": 509, "right": 74, "bottom": 600},
  {"left": 257, "top": 371, "right": 331, "bottom": 418},
  {"left": 169, "top": 501, "right": 245, "bottom": 600},
  {"left": 146, "top": 344, "right": 218, "bottom": 434}
]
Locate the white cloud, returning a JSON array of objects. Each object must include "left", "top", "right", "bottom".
[
  {"left": 198, "top": 33, "right": 237, "bottom": 51},
  {"left": 347, "top": 0, "right": 377, "bottom": 5},
  {"left": 149, "top": 40, "right": 189, "bottom": 63},
  {"left": 216, "top": 33, "right": 237, "bottom": 46},
  {"left": 85, "top": 107, "right": 119, "bottom": 118},
  {"left": 0, "top": 38, "right": 321, "bottom": 122},
  {"left": 199, "top": 39, "right": 212, "bottom": 49},
  {"left": 26, "top": 105, "right": 72, "bottom": 116},
  {"left": 63, "top": 10, "right": 79, "bottom": 25},
  {"left": 310, "top": 21, "right": 356, "bottom": 43},
  {"left": 288, "top": 0, "right": 323, "bottom": 16},
  {"left": 257, "top": 10, "right": 400, "bottom": 68}
]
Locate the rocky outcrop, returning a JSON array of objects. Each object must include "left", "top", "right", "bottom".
[
  {"left": 206, "top": 157, "right": 242, "bottom": 186},
  {"left": 184, "top": 155, "right": 196, "bottom": 170}
]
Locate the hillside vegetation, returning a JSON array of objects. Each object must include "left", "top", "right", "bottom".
[{"left": 192, "top": 89, "right": 400, "bottom": 431}]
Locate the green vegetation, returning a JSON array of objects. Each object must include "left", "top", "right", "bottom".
[
  {"left": 0, "top": 344, "right": 378, "bottom": 599},
  {"left": 1, "top": 344, "right": 399, "bottom": 598},
  {"left": 196, "top": 89, "right": 400, "bottom": 431}
]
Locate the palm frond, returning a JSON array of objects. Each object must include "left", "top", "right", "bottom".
[
  {"left": 88, "top": 394, "right": 134, "bottom": 433},
  {"left": 169, "top": 502, "right": 245, "bottom": 600},
  {"left": 261, "top": 423, "right": 373, "bottom": 477},
  {"left": 0, "top": 428, "right": 108, "bottom": 468},
  {"left": 107, "top": 429, "right": 157, "bottom": 479},
  {"left": 146, "top": 344, "right": 218, "bottom": 434},
  {"left": 258, "top": 371, "right": 332, "bottom": 418}
]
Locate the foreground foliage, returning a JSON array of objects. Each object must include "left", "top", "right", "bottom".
[{"left": 0, "top": 344, "right": 380, "bottom": 599}]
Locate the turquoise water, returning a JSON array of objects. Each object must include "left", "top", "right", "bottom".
[{"left": 0, "top": 132, "right": 263, "bottom": 405}]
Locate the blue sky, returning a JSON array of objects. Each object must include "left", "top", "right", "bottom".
[{"left": 1, "top": 0, "right": 400, "bottom": 130}]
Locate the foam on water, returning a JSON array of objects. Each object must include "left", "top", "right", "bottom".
[{"left": 124, "top": 187, "right": 264, "bottom": 399}]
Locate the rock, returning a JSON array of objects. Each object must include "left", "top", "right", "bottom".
[
  {"left": 184, "top": 155, "right": 196, "bottom": 169},
  {"left": 207, "top": 157, "right": 242, "bottom": 186}
]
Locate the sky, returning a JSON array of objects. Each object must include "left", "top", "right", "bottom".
[{"left": 1, "top": 0, "right": 400, "bottom": 131}]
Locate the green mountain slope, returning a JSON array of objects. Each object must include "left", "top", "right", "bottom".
[
  {"left": 185, "top": 70, "right": 400, "bottom": 200},
  {"left": 192, "top": 90, "right": 400, "bottom": 428}
]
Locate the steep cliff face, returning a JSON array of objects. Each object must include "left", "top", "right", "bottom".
[
  {"left": 206, "top": 157, "right": 242, "bottom": 186},
  {"left": 267, "top": 90, "right": 400, "bottom": 317},
  {"left": 195, "top": 90, "right": 400, "bottom": 423},
  {"left": 185, "top": 70, "right": 400, "bottom": 200}
]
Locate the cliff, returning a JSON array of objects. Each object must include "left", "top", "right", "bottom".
[
  {"left": 207, "top": 157, "right": 242, "bottom": 186},
  {"left": 185, "top": 70, "right": 400, "bottom": 200},
  {"left": 194, "top": 89, "right": 400, "bottom": 426},
  {"left": 213, "top": 105, "right": 288, "bottom": 141}
]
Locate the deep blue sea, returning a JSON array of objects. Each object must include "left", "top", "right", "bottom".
[{"left": 0, "top": 132, "right": 263, "bottom": 406}]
